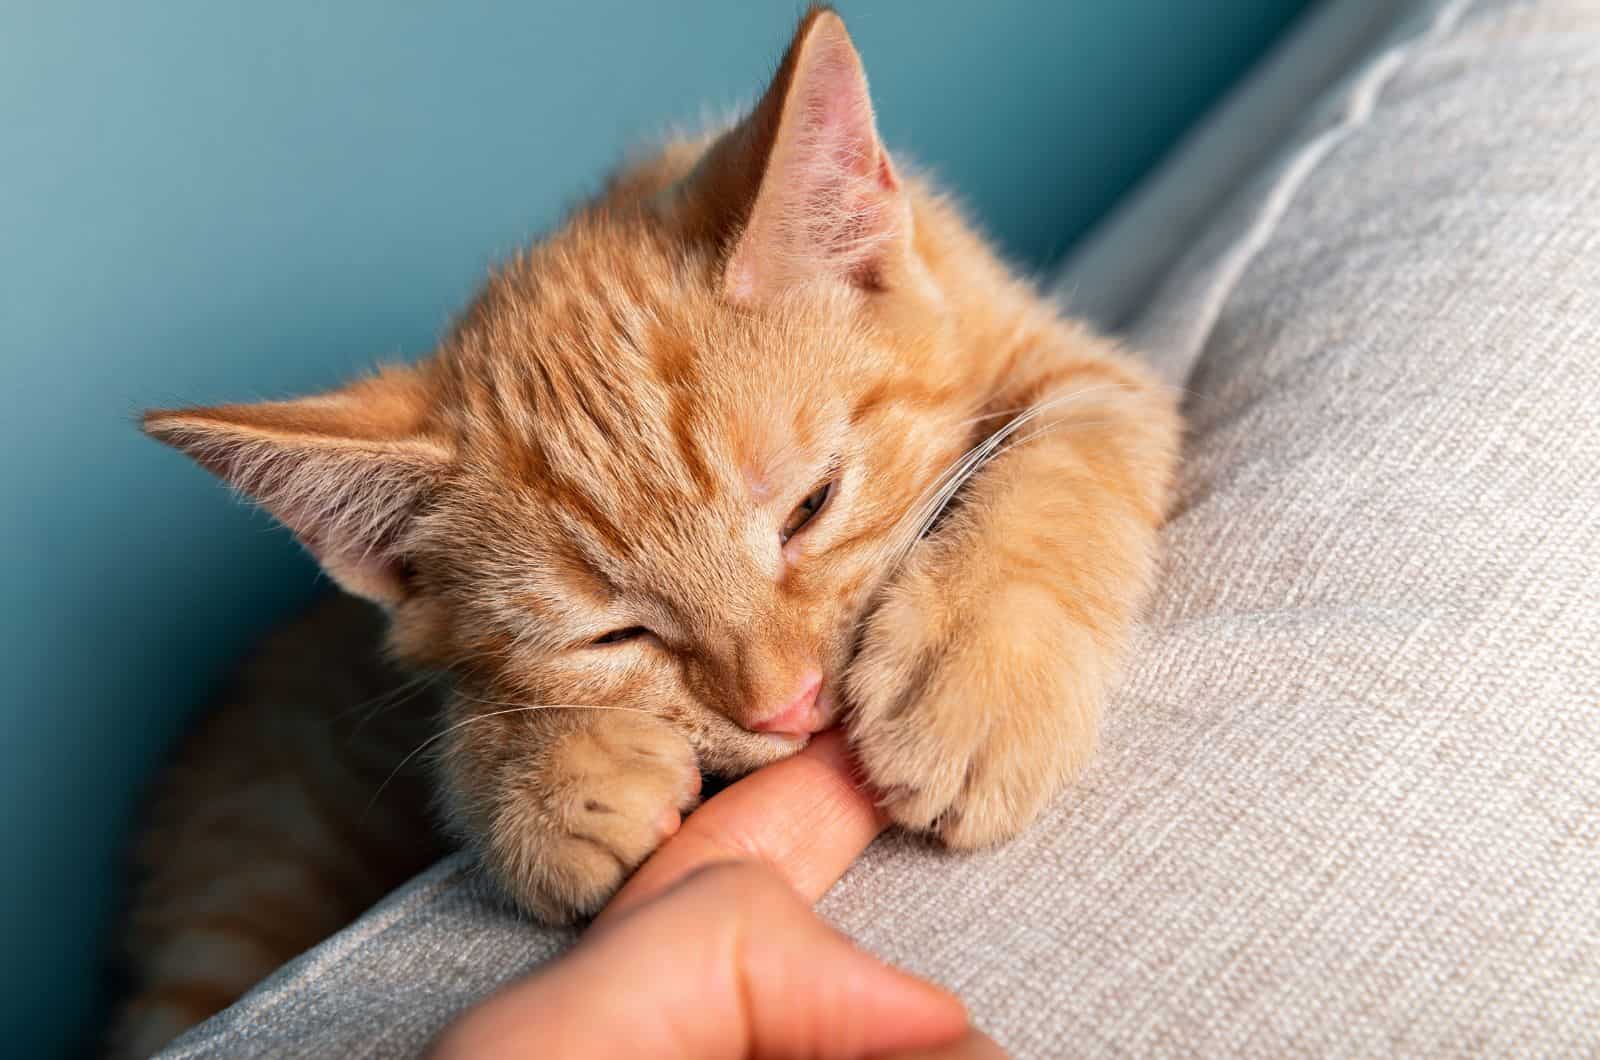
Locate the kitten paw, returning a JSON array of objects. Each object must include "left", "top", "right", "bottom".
[
  {"left": 845, "top": 573, "right": 1098, "bottom": 849},
  {"left": 498, "top": 712, "right": 701, "bottom": 921}
]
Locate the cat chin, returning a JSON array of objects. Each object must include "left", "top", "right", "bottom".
[
  {"left": 688, "top": 680, "right": 846, "bottom": 776},
  {"left": 689, "top": 723, "right": 813, "bottom": 778},
  {"left": 759, "top": 731, "right": 812, "bottom": 753}
]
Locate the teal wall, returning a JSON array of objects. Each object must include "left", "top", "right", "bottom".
[{"left": 1, "top": 1, "right": 1311, "bottom": 1052}]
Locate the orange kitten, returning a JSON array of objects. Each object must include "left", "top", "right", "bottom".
[{"left": 118, "top": 7, "right": 1178, "bottom": 1054}]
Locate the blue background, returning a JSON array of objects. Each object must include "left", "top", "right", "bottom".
[{"left": 0, "top": 1, "right": 1312, "bottom": 1052}]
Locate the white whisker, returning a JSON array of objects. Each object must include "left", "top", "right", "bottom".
[
  {"left": 883, "top": 383, "right": 1142, "bottom": 570},
  {"left": 333, "top": 670, "right": 443, "bottom": 731}
]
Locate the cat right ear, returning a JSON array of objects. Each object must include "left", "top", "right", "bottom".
[
  {"left": 142, "top": 365, "right": 450, "bottom": 606},
  {"left": 686, "top": 7, "right": 920, "bottom": 305}
]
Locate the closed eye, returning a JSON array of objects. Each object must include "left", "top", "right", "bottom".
[
  {"left": 591, "top": 626, "right": 651, "bottom": 646},
  {"left": 780, "top": 480, "right": 834, "bottom": 544}
]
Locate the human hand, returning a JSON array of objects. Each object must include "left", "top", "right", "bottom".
[{"left": 430, "top": 729, "right": 1005, "bottom": 1059}]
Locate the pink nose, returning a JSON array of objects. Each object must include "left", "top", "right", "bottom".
[{"left": 749, "top": 671, "right": 825, "bottom": 735}]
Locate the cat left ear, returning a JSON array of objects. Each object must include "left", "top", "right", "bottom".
[
  {"left": 722, "top": 8, "right": 913, "bottom": 304},
  {"left": 143, "top": 366, "right": 451, "bottom": 606}
]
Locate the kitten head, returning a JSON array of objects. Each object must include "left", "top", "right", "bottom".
[{"left": 145, "top": 8, "right": 972, "bottom": 774}]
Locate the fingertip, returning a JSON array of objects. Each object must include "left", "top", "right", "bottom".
[
  {"left": 860, "top": 959, "right": 971, "bottom": 1044},
  {"left": 601, "top": 726, "right": 888, "bottom": 920},
  {"left": 797, "top": 726, "right": 865, "bottom": 782},
  {"left": 876, "top": 1028, "right": 1009, "bottom": 1059},
  {"left": 788, "top": 923, "right": 971, "bottom": 1058},
  {"left": 790, "top": 726, "right": 891, "bottom": 830}
]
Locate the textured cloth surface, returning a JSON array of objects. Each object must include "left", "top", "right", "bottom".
[
  {"left": 165, "top": 0, "right": 1600, "bottom": 1054},
  {"left": 1051, "top": 0, "right": 1406, "bottom": 334}
]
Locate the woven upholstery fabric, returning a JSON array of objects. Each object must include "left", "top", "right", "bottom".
[{"left": 164, "top": 0, "right": 1600, "bottom": 1054}]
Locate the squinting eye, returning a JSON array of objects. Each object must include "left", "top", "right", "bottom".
[
  {"left": 780, "top": 480, "right": 834, "bottom": 544},
  {"left": 591, "top": 626, "right": 650, "bottom": 646}
]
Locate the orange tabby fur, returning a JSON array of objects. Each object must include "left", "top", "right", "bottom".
[
  {"left": 118, "top": 8, "right": 1179, "bottom": 1055},
  {"left": 111, "top": 596, "right": 443, "bottom": 1057}
]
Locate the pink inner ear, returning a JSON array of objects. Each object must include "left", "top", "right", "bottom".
[
  {"left": 804, "top": 51, "right": 883, "bottom": 182},
  {"left": 725, "top": 17, "right": 906, "bottom": 303},
  {"left": 144, "top": 402, "right": 447, "bottom": 607}
]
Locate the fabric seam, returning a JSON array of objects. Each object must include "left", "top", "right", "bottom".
[{"left": 1176, "top": 0, "right": 1477, "bottom": 383}]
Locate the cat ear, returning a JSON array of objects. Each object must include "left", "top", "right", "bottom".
[
  {"left": 143, "top": 366, "right": 450, "bottom": 606},
  {"left": 718, "top": 7, "right": 912, "bottom": 303}
]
